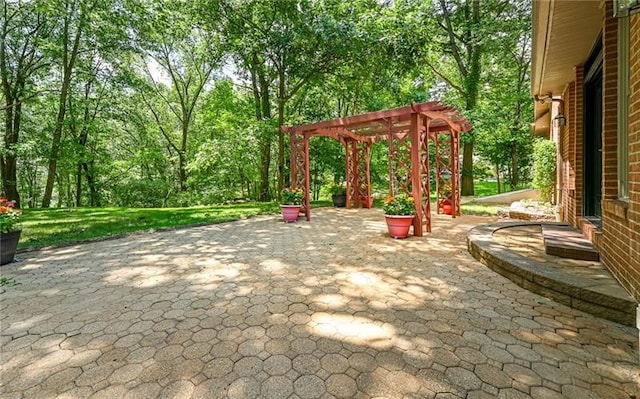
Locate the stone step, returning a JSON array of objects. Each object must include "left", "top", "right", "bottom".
[{"left": 542, "top": 224, "right": 600, "bottom": 261}]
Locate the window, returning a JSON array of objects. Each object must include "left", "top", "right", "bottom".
[{"left": 617, "top": 16, "right": 630, "bottom": 200}]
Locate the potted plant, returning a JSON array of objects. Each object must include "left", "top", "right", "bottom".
[
  {"left": 281, "top": 187, "right": 303, "bottom": 223},
  {"left": 358, "top": 184, "right": 374, "bottom": 208},
  {"left": 439, "top": 190, "right": 453, "bottom": 215},
  {"left": 383, "top": 194, "right": 415, "bottom": 239},
  {"left": 328, "top": 183, "right": 346, "bottom": 207},
  {"left": 360, "top": 194, "right": 374, "bottom": 208},
  {"left": 0, "top": 196, "right": 22, "bottom": 265}
]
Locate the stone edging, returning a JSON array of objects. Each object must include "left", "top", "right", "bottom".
[{"left": 467, "top": 221, "right": 637, "bottom": 327}]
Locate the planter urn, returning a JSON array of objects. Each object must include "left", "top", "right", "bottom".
[
  {"left": 360, "top": 196, "right": 374, "bottom": 208},
  {"left": 384, "top": 215, "right": 414, "bottom": 239},
  {"left": 331, "top": 194, "right": 347, "bottom": 208},
  {"left": 0, "top": 230, "right": 21, "bottom": 265},
  {"left": 281, "top": 205, "right": 301, "bottom": 223}
]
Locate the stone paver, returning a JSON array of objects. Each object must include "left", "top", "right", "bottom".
[{"left": 1, "top": 208, "right": 639, "bottom": 398}]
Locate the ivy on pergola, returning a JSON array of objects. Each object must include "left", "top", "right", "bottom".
[{"left": 281, "top": 101, "right": 471, "bottom": 237}]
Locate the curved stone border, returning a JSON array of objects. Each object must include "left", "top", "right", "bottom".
[{"left": 468, "top": 221, "right": 637, "bottom": 327}]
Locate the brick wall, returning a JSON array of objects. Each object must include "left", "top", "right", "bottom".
[
  {"left": 599, "top": 3, "right": 640, "bottom": 301},
  {"left": 557, "top": 2, "right": 640, "bottom": 301},
  {"left": 604, "top": 10, "right": 640, "bottom": 300}
]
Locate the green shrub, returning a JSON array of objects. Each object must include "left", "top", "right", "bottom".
[{"left": 532, "top": 139, "right": 556, "bottom": 203}]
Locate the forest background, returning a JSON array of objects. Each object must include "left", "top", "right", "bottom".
[{"left": 1, "top": 0, "right": 533, "bottom": 209}]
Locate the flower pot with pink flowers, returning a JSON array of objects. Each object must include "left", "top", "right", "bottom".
[
  {"left": 281, "top": 187, "right": 303, "bottom": 223},
  {"left": 0, "top": 196, "right": 22, "bottom": 265},
  {"left": 382, "top": 194, "right": 415, "bottom": 239}
]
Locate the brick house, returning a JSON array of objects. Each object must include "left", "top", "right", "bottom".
[{"left": 531, "top": 1, "right": 639, "bottom": 304}]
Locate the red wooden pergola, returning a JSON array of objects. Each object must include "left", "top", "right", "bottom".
[{"left": 281, "top": 101, "right": 471, "bottom": 236}]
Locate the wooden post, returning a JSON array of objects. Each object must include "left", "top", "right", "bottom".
[{"left": 410, "top": 112, "right": 423, "bottom": 237}]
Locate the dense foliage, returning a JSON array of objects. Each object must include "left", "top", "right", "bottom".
[
  {"left": 1, "top": 0, "right": 534, "bottom": 209},
  {"left": 383, "top": 194, "right": 415, "bottom": 216},
  {"left": 532, "top": 139, "right": 557, "bottom": 203}
]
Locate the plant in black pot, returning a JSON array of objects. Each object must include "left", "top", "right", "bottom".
[
  {"left": 329, "top": 183, "right": 347, "bottom": 207},
  {"left": 0, "top": 196, "right": 22, "bottom": 265}
]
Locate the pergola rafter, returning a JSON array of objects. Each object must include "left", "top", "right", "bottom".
[{"left": 282, "top": 101, "right": 471, "bottom": 236}]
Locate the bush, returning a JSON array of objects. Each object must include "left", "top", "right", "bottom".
[
  {"left": 281, "top": 187, "right": 304, "bottom": 205},
  {"left": 383, "top": 194, "right": 415, "bottom": 215},
  {"left": 532, "top": 139, "right": 556, "bottom": 203},
  {"left": 328, "top": 183, "right": 346, "bottom": 196}
]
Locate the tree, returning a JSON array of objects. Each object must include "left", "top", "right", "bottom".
[
  {"left": 207, "top": 0, "right": 376, "bottom": 200},
  {"left": 133, "top": 1, "right": 219, "bottom": 193},
  {"left": 422, "top": 0, "right": 528, "bottom": 195},
  {"left": 0, "top": 1, "right": 50, "bottom": 207},
  {"left": 41, "top": 0, "right": 89, "bottom": 207}
]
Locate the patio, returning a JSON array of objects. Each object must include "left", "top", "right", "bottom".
[{"left": 1, "top": 208, "right": 639, "bottom": 398}]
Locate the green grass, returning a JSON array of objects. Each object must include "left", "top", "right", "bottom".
[
  {"left": 472, "top": 181, "right": 531, "bottom": 198},
  {"left": 460, "top": 202, "right": 503, "bottom": 216},
  {"left": 19, "top": 202, "right": 281, "bottom": 250}
]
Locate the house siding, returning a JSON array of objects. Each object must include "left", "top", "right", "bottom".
[{"left": 557, "top": 2, "right": 640, "bottom": 301}]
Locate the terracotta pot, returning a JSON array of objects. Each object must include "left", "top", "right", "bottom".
[
  {"left": 0, "top": 230, "right": 21, "bottom": 265},
  {"left": 360, "top": 196, "right": 374, "bottom": 208},
  {"left": 331, "top": 194, "right": 346, "bottom": 207},
  {"left": 281, "top": 205, "right": 301, "bottom": 223},
  {"left": 384, "top": 215, "right": 414, "bottom": 239}
]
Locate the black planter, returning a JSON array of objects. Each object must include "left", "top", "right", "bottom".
[
  {"left": 332, "top": 194, "right": 347, "bottom": 207},
  {"left": 0, "top": 230, "right": 21, "bottom": 265}
]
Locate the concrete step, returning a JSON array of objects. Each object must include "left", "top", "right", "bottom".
[{"left": 542, "top": 224, "right": 600, "bottom": 261}]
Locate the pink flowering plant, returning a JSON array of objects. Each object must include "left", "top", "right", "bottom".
[
  {"left": 0, "top": 197, "right": 22, "bottom": 234},
  {"left": 281, "top": 187, "right": 303, "bottom": 205}
]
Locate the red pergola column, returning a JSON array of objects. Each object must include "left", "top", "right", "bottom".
[
  {"left": 410, "top": 112, "right": 423, "bottom": 236},
  {"left": 289, "top": 132, "right": 311, "bottom": 220},
  {"left": 421, "top": 118, "right": 432, "bottom": 233},
  {"left": 357, "top": 142, "right": 371, "bottom": 207},
  {"left": 345, "top": 139, "right": 359, "bottom": 208},
  {"left": 451, "top": 131, "right": 461, "bottom": 217}
]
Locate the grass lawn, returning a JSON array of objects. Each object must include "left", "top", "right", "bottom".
[
  {"left": 19, "top": 202, "right": 281, "bottom": 250},
  {"left": 472, "top": 181, "right": 531, "bottom": 197}
]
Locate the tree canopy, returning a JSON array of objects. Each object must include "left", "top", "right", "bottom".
[{"left": 1, "top": 0, "right": 533, "bottom": 208}]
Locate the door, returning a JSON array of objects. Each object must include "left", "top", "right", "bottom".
[{"left": 583, "top": 64, "right": 602, "bottom": 219}]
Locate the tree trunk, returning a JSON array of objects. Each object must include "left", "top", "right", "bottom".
[
  {"left": 257, "top": 58, "right": 272, "bottom": 202},
  {"left": 495, "top": 164, "right": 501, "bottom": 194},
  {"left": 277, "top": 67, "right": 285, "bottom": 202},
  {"left": 42, "top": 7, "right": 84, "bottom": 207},
  {"left": 179, "top": 111, "right": 188, "bottom": 192},
  {"left": 76, "top": 164, "right": 82, "bottom": 207},
  {"left": 1, "top": 92, "right": 21, "bottom": 207},
  {"left": 82, "top": 161, "right": 99, "bottom": 206},
  {"left": 510, "top": 145, "right": 519, "bottom": 190},
  {"left": 42, "top": 77, "right": 72, "bottom": 207},
  {"left": 461, "top": 142, "right": 474, "bottom": 196}
]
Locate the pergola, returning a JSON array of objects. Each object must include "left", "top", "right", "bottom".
[{"left": 281, "top": 101, "right": 471, "bottom": 237}]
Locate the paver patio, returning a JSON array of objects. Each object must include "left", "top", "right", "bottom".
[{"left": 1, "top": 208, "right": 638, "bottom": 398}]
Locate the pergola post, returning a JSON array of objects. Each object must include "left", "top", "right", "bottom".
[
  {"left": 410, "top": 112, "right": 423, "bottom": 236},
  {"left": 303, "top": 133, "right": 311, "bottom": 220},
  {"left": 357, "top": 142, "right": 371, "bottom": 207},
  {"left": 451, "top": 131, "right": 461, "bottom": 217},
  {"left": 289, "top": 131, "right": 310, "bottom": 221},
  {"left": 422, "top": 118, "right": 432, "bottom": 233},
  {"left": 345, "top": 139, "right": 359, "bottom": 208}
]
